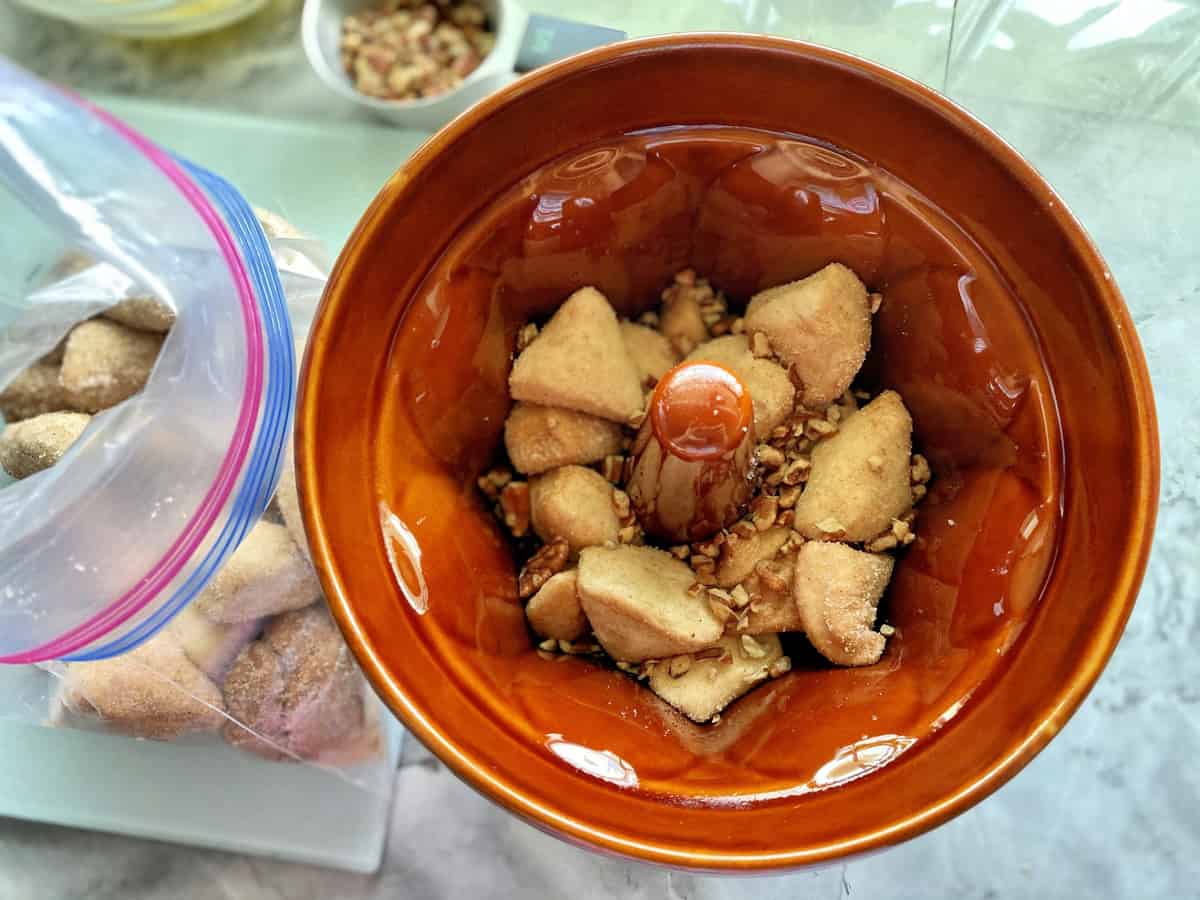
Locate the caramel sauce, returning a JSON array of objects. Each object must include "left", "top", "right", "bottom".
[
  {"left": 650, "top": 361, "right": 753, "bottom": 461},
  {"left": 629, "top": 360, "right": 756, "bottom": 542},
  {"left": 376, "top": 126, "right": 1062, "bottom": 803}
]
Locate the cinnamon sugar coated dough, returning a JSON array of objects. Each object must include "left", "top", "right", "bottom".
[
  {"left": 686, "top": 335, "right": 795, "bottom": 436},
  {"left": 577, "top": 545, "right": 723, "bottom": 662},
  {"left": 193, "top": 520, "right": 322, "bottom": 623},
  {"left": 525, "top": 569, "right": 587, "bottom": 641},
  {"left": 57, "top": 629, "right": 225, "bottom": 741},
  {"left": 735, "top": 559, "right": 802, "bottom": 635},
  {"left": 529, "top": 465, "right": 621, "bottom": 554},
  {"left": 479, "top": 263, "right": 931, "bottom": 723},
  {"left": 59, "top": 319, "right": 164, "bottom": 413},
  {"left": 794, "top": 541, "right": 894, "bottom": 666},
  {"left": 0, "top": 361, "right": 72, "bottom": 422},
  {"left": 166, "top": 605, "right": 262, "bottom": 684},
  {"left": 0, "top": 411, "right": 89, "bottom": 479},
  {"left": 745, "top": 263, "right": 871, "bottom": 408},
  {"left": 102, "top": 296, "right": 175, "bottom": 333},
  {"left": 508, "top": 287, "right": 643, "bottom": 423},
  {"left": 715, "top": 527, "right": 791, "bottom": 588},
  {"left": 647, "top": 634, "right": 785, "bottom": 723},
  {"left": 792, "top": 390, "right": 914, "bottom": 542},
  {"left": 222, "top": 606, "right": 378, "bottom": 763},
  {"left": 17, "top": 226, "right": 382, "bottom": 768},
  {"left": 504, "top": 403, "right": 624, "bottom": 476},
  {"left": 620, "top": 321, "right": 680, "bottom": 387}
]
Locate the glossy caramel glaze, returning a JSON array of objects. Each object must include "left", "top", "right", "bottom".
[
  {"left": 651, "top": 361, "right": 753, "bottom": 461},
  {"left": 628, "top": 361, "right": 755, "bottom": 543},
  {"left": 300, "top": 37, "right": 1158, "bottom": 870}
]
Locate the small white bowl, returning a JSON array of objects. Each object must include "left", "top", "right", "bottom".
[{"left": 301, "top": 0, "right": 622, "bottom": 130}]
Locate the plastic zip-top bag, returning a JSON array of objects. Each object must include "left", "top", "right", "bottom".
[{"left": 0, "top": 60, "right": 386, "bottom": 775}]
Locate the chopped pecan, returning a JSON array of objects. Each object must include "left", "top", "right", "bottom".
[
  {"left": 516, "top": 322, "right": 539, "bottom": 353},
  {"left": 865, "top": 533, "right": 899, "bottom": 553},
  {"left": 750, "top": 331, "right": 772, "bottom": 358},
  {"left": 754, "top": 560, "right": 790, "bottom": 594},
  {"left": 750, "top": 495, "right": 778, "bottom": 531},
  {"left": 756, "top": 445, "right": 785, "bottom": 469},
  {"left": 517, "top": 537, "right": 568, "bottom": 598},
  {"left": 476, "top": 466, "right": 512, "bottom": 499},
  {"left": 740, "top": 635, "right": 767, "bottom": 659},
  {"left": 499, "top": 481, "right": 531, "bottom": 537},
  {"left": 911, "top": 453, "right": 931, "bottom": 484},
  {"left": 781, "top": 457, "right": 811, "bottom": 486}
]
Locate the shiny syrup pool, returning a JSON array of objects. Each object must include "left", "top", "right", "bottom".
[{"left": 377, "top": 126, "right": 1062, "bottom": 802}]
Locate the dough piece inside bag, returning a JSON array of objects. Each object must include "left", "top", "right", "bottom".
[
  {"left": 0, "top": 361, "right": 71, "bottom": 422},
  {"left": 0, "top": 411, "right": 89, "bottom": 478},
  {"left": 193, "top": 520, "right": 321, "bottom": 623},
  {"left": 102, "top": 296, "right": 175, "bottom": 334},
  {"left": 55, "top": 630, "right": 225, "bottom": 741},
  {"left": 59, "top": 319, "right": 163, "bottom": 413},
  {"left": 222, "top": 606, "right": 380, "bottom": 764}
]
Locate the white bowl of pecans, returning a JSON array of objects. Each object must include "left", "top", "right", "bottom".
[
  {"left": 302, "top": 0, "right": 625, "bottom": 130},
  {"left": 302, "top": 0, "right": 522, "bottom": 130}
]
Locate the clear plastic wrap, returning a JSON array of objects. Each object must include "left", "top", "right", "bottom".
[{"left": 0, "top": 60, "right": 386, "bottom": 777}]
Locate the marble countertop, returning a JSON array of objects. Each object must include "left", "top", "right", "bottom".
[{"left": 0, "top": 1, "right": 1197, "bottom": 897}]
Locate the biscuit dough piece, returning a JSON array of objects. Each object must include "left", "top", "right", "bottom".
[
  {"left": 525, "top": 569, "right": 588, "bottom": 641},
  {"left": 0, "top": 361, "right": 72, "bottom": 422},
  {"left": 166, "top": 605, "right": 263, "bottom": 683},
  {"left": 103, "top": 296, "right": 175, "bottom": 333},
  {"left": 738, "top": 558, "right": 802, "bottom": 635},
  {"left": 715, "top": 528, "right": 801, "bottom": 634},
  {"left": 745, "top": 263, "right": 871, "bottom": 408},
  {"left": 504, "top": 403, "right": 624, "bottom": 476},
  {"left": 508, "top": 287, "right": 643, "bottom": 423},
  {"left": 58, "top": 630, "right": 225, "bottom": 741},
  {"left": 619, "top": 321, "right": 679, "bottom": 388},
  {"left": 193, "top": 521, "right": 321, "bottom": 624},
  {"left": 577, "top": 545, "right": 723, "bottom": 662},
  {"left": 793, "top": 541, "right": 894, "bottom": 666},
  {"left": 0, "top": 411, "right": 90, "bottom": 478},
  {"left": 529, "top": 465, "right": 621, "bottom": 554},
  {"left": 59, "top": 319, "right": 163, "bottom": 413},
  {"left": 222, "top": 606, "right": 377, "bottom": 763},
  {"left": 648, "top": 634, "right": 785, "bottom": 723},
  {"left": 792, "top": 390, "right": 914, "bottom": 542},
  {"left": 686, "top": 335, "right": 795, "bottom": 436},
  {"left": 715, "top": 527, "right": 791, "bottom": 588}
]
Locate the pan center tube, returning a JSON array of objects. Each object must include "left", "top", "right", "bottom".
[{"left": 627, "top": 361, "right": 756, "bottom": 544}]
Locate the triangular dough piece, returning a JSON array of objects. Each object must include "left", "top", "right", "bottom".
[
  {"left": 792, "top": 390, "right": 913, "bottom": 542},
  {"left": 745, "top": 263, "right": 871, "bottom": 408},
  {"left": 619, "top": 321, "right": 679, "bottom": 388},
  {"left": 793, "top": 541, "right": 894, "bottom": 666},
  {"left": 59, "top": 631, "right": 225, "bottom": 740},
  {"left": 577, "top": 545, "right": 723, "bottom": 662},
  {"left": 509, "top": 287, "right": 643, "bottom": 423},
  {"left": 647, "top": 634, "right": 784, "bottom": 723}
]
